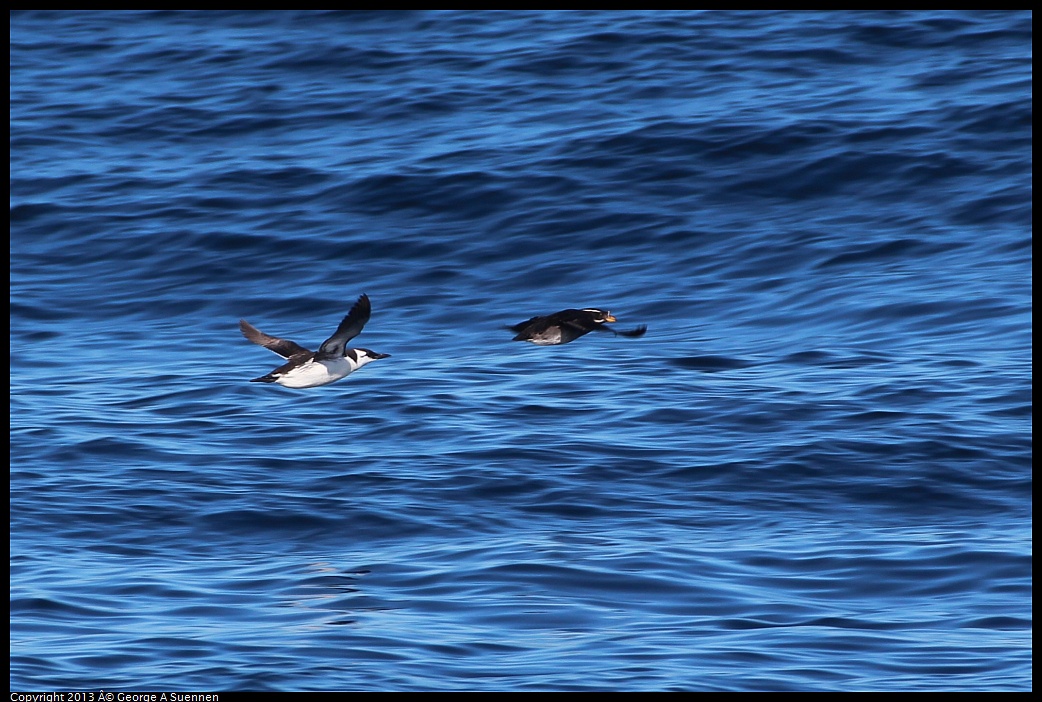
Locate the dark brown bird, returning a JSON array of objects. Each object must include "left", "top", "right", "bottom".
[{"left": 509, "top": 308, "right": 647, "bottom": 345}]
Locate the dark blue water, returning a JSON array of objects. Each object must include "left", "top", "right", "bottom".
[{"left": 10, "top": 10, "right": 1032, "bottom": 692}]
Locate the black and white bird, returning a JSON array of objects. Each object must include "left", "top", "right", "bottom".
[
  {"left": 508, "top": 308, "right": 647, "bottom": 346},
  {"left": 239, "top": 293, "right": 389, "bottom": 388}
]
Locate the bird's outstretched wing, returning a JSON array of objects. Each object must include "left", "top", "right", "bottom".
[
  {"left": 316, "top": 294, "right": 372, "bottom": 360},
  {"left": 604, "top": 324, "right": 648, "bottom": 338},
  {"left": 239, "top": 319, "right": 311, "bottom": 358}
]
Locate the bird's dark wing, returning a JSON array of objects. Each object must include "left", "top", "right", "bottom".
[
  {"left": 316, "top": 294, "right": 372, "bottom": 360},
  {"left": 602, "top": 324, "right": 648, "bottom": 338},
  {"left": 561, "top": 317, "right": 597, "bottom": 333},
  {"left": 240, "top": 319, "right": 311, "bottom": 358},
  {"left": 507, "top": 315, "right": 546, "bottom": 334}
]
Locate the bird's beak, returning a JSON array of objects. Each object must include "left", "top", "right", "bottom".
[
  {"left": 373, "top": 352, "right": 391, "bottom": 359},
  {"left": 605, "top": 314, "right": 617, "bottom": 323}
]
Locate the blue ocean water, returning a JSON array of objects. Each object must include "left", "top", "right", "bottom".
[{"left": 9, "top": 10, "right": 1031, "bottom": 692}]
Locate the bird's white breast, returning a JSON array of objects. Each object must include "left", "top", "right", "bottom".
[{"left": 275, "top": 357, "right": 355, "bottom": 388}]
